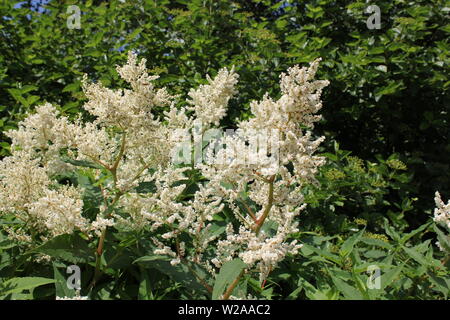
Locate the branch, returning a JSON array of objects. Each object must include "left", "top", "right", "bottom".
[
  {"left": 222, "top": 270, "right": 245, "bottom": 300},
  {"left": 254, "top": 175, "right": 275, "bottom": 235}
]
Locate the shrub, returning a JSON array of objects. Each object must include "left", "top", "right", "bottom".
[{"left": 1, "top": 52, "right": 331, "bottom": 299}]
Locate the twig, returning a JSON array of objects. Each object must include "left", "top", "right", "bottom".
[{"left": 222, "top": 270, "right": 245, "bottom": 300}]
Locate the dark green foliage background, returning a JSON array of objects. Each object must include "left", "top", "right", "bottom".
[{"left": 0, "top": 0, "right": 448, "bottom": 299}]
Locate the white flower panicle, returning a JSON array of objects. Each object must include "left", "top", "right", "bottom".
[
  {"left": 188, "top": 67, "right": 239, "bottom": 127},
  {"left": 433, "top": 192, "right": 450, "bottom": 252},
  {"left": 434, "top": 192, "right": 450, "bottom": 230},
  {"left": 27, "top": 186, "right": 88, "bottom": 238},
  {"left": 83, "top": 51, "right": 172, "bottom": 129},
  {"left": 0, "top": 52, "right": 179, "bottom": 241},
  {"left": 0, "top": 152, "right": 50, "bottom": 214},
  {"left": 90, "top": 216, "right": 115, "bottom": 237},
  {"left": 6, "top": 103, "right": 59, "bottom": 157},
  {"left": 0, "top": 52, "right": 328, "bottom": 284},
  {"left": 188, "top": 59, "right": 328, "bottom": 281}
]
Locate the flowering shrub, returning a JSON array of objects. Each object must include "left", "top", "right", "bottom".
[
  {"left": 0, "top": 52, "right": 330, "bottom": 299},
  {"left": 0, "top": 53, "right": 447, "bottom": 300}
]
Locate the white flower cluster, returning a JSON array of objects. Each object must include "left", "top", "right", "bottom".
[
  {"left": 188, "top": 67, "right": 239, "bottom": 127},
  {"left": 0, "top": 52, "right": 186, "bottom": 241},
  {"left": 433, "top": 191, "right": 450, "bottom": 252},
  {"left": 27, "top": 186, "right": 88, "bottom": 238},
  {"left": 193, "top": 59, "right": 328, "bottom": 280},
  {"left": 434, "top": 192, "right": 450, "bottom": 230},
  {"left": 0, "top": 52, "right": 328, "bottom": 284}
]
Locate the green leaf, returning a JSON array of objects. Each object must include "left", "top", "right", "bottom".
[
  {"left": 331, "top": 277, "right": 363, "bottom": 300},
  {"left": 402, "top": 246, "right": 429, "bottom": 266},
  {"left": 61, "top": 156, "right": 103, "bottom": 169},
  {"left": 0, "top": 277, "right": 55, "bottom": 297},
  {"left": 363, "top": 249, "right": 386, "bottom": 259},
  {"left": 433, "top": 224, "right": 450, "bottom": 252},
  {"left": 7, "top": 88, "right": 29, "bottom": 107},
  {"left": 286, "top": 286, "right": 303, "bottom": 300},
  {"left": 352, "top": 272, "right": 369, "bottom": 299},
  {"left": 126, "top": 27, "right": 143, "bottom": 42},
  {"left": 360, "top": 237, "right": 394, "bottom": 250},
  {"left": 296, "top": 277, "right": 338, "bottom": 300},
  {"left": 86, "top": 31, "right": 105, "bottom": 48},
  {"left": 381, "top": 264, "right": 404, "bottom": 290},
  {"left": 353, "top": 262, "right": 393, "bottom": 273},
  {"left": 0, "top": 239, "right": 17, "bottom": 250},
  {"left": 134, "top": 255, "right": 209, "bottom": 296},
  {"left": 135, "top": 181, "right": 157, "bottom": 194},
  {"left": 32, "top": 234, "right": 94, "bottom": 264},
  {"left": 138, "top": 269, "right": 152, "bottom": 300},
  {"left": 374, "top": 81, "right": 404, "bottom": 101},
  {"left": 26, "top": 95, "right": 40, "bottom": 106},
  {"left": 427, "top": 272, "right": 450, "bottom": 298},
  {"left": 212, "top": 258, "right": 246, "bottom": 300},
  {"left": 340, "top": 229, "right": 365, "bottom": 257},
  {"left": 20, "top": 85, "right": 38, "bottom": 94},
  {"left": 384, "top": 220, "right": 401, "bottom": 242},
  {"left": 400, "top": 222, "right": 430, "bottom": 245},
  {"left": 301, "top": 244, "right": 341, "bottom": 264},
  {"left": 53, "top": 263, "right": 76, "bottom": 299},
  {"left": 75, "top": 172, "right": 103, "bottom": 208},
  {"left": 62, "top": 82, "right": 80, "bottom": 93}
]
